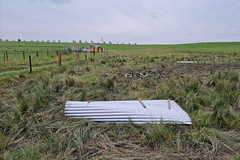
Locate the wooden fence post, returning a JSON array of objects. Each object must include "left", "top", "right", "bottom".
[
  {"left": 3, "top": 52, "right": 5, "bottom": 62},
  {"left": 6, "top": 51, "right": 8, "bottom": 61},
  {"left": 36, "top": 51, "right": 39, "bottom": 58},
  {"left": 58, "top": 51, "right": 61, "bottom": 65},
  {"left": 29, "top": 55, "right": 32, "bottom": 73},
  {"left": 85, "top": 53, "right": 87, "bottom": 60},
  {"left": 23, "top": 51, "right": 25, "bottom": 60},
  {"left": 47, "top": 51, "right": 49, "bottom": 57}
]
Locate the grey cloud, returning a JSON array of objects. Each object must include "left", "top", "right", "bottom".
[
  {"left": 50, "top": 0, "right": 73, "bottom": 4},
  {"left": 2, "top": 0, "right": 240, "bottom": 44},
  {"left": 150, "top": 12, "right": 157, "bottom": 19}
]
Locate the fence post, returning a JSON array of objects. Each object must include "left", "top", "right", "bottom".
[
  {"left": 58, "top": 51, "right": 61, "bottom": 65},
  {"left": 29, "top": 55, "right": 32, "bottom": 73},
  {"left": 23, "top": 51, "right": 25, "bottom": 60},
  {"left": 6, "top": 51, "right": 8, "bottom": 61},
  {"left": 36, "top": 51, "right": 39, "bottom": 58},
  {"left": 3, "top": 52, "right": 5, "bottom": 62},
  {"left": 47, "top": 51, "right": 49, "bottom": 57}
]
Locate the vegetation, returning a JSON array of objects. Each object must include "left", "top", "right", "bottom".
[{"left": 0, "top": 41, "right": 240, "bottom": 159}]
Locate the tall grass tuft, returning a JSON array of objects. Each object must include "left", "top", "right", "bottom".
[
  {"left": 0, "top": 99, "right": 2, "bottom": 111},
  {"left": 80, "top": 89, "right": 87, "bottom": 101},
  {"left": 144, "top": 122, "right": 174, "bottom": 148},
  {"left": 101, "top": 76, "right": 117, "bottom": 91},
  {"left": 65, "top": 77, "right": 75, "bottom": 87},
  {"left": 211, "top": 98, "right": 238, "bottom": 129},
  {"left": 16, "top": 91, "right": 28, "bottom": 114},
  {"left": 184, "top": 79, "right": 201, "bottom": 93},
  {"left": 70, "top": 124, "right": 97, "bottom": 156},
  {"left": 0, "top": 133, "right": 9, "bottom": 151},
  {"left": 189, "top": 127, "right": 220, "bottom": 156},
  {"left": 30, "top": 85, "right": 52, "bottom": 112},
  {"left": 17, "top": 144, "right": 39, "bottom": 160}
]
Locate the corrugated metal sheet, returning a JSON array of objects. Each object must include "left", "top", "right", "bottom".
[
  {"left": 177, "top": 61, "right": 197, "bottom": 64},
  {"left": 65, "top": 100, "right": 192, "bottom": 124}
]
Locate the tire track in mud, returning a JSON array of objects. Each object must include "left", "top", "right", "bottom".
[{"left": 123, "top": 63, "right": 240, "bottom": 79}]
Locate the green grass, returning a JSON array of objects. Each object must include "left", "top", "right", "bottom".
[
  {"left": 0, "top": 41, "right": 90, "bottom": 73},
  {"left": 0, "top": 41, "right": 240, "bottom": 159}
]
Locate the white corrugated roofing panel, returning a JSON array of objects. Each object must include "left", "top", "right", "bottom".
[
  {"left": 65, "top": 100, "right": 192, "bottom": 124},
  {"left": 177, "top": 61, "right": 197, "bottom": 64}
]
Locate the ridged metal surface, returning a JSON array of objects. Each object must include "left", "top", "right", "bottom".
[{"left": 65, "top": 100, "right": 192, "bottom": 124}]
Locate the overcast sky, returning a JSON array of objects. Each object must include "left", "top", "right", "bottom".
[{"left": 0, "top": 0, "right": 240, "bottom": 44}]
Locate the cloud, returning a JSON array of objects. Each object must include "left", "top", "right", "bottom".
[
  {"left": 150, "top": 12, "right": 157, "bottom": 19},
  {"left": 49, "top": 0, "right": 73, "bottom": 4},
  {"left": 2, "top": 0, "right": 240, "bottom": 44}
]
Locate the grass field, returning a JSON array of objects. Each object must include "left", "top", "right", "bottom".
[{"left": 0, "top": 41, "right": 240, "bottom": 159}]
